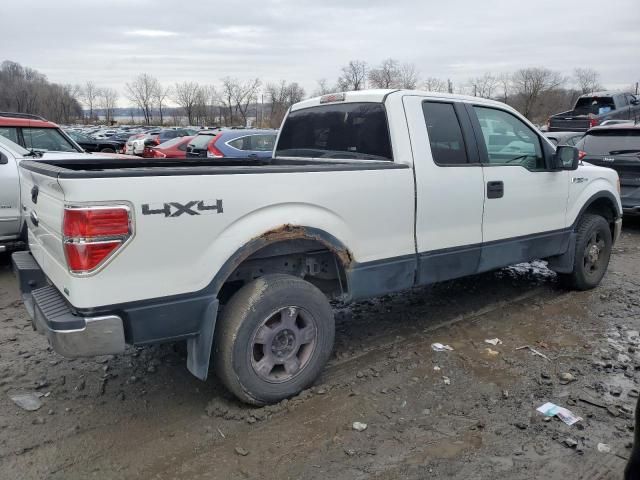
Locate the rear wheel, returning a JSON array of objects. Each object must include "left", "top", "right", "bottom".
[
  {"left": 559, "top": 214, "right": 612, "bottom": 290},
  {"left": 100, "top": 147, "right": 115, "bottom": 153},
  {"left": 214, "top": 274, "right": 335, "bottom": 405}
]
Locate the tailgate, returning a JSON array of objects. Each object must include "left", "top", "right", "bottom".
[
  {"left": 549, "top": 116, "right": 590, "bottom": 132},
  {"left": 19, "top": 166, "right": 69, "bottom": 289}
]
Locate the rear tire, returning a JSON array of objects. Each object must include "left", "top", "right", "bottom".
[
  {"left": 100, "top": 147, "right": 115, "bottom": 153},
  {"left": 214, "top": 274, "right": 335, "bottom": 405},
  {"left": 559, "top": 214, "right": 612, "bottom": 290}
]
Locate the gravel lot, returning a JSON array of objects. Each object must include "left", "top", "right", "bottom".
[{"left": 2, "top": 219, "right": 640, "bottom": 479}]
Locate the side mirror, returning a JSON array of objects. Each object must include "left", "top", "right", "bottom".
[
  {"left": 0, "top": 153, "right": 8, "bottom": 165},
  {"left": 631, "top": 99, "right": 640, "bottom": 106},
  {"left": 553, "top": 145, "right": 579, "bottom": 171}
]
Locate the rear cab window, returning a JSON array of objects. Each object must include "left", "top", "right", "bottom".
[
  {"left": 276, "top": 103, "right": 393, "bottom": 160},
  {"left": 574, "top": 96, "right": 616, "bottom": 115},
  {"left": 422, "top": 101, "right": 468, "bottom": 165}
]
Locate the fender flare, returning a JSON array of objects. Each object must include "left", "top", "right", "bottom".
[{"left": 571, "top": 191, "right": 622, "bottom": 228}]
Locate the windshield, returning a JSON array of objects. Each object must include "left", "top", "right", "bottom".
[
  {"left": 574, "top": 96, "right": 616, "bottom": 115},
  {"left": 276, "top": 102, "right": 393, "bottom": 161},
  {"left": 23, "top": 127, "right": 78, "bottom": 152},
  {"left": 576, "top": 130, "right": 640, "bottom": 155},
  {"left": 0, "top": 134, "right": 31, "bottom": 156}
]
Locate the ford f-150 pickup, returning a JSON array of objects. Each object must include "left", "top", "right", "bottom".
[
  {"left": 548, "top": 91, "right": 640, "bottom": 132},
  {"left": 12, "top": 90, "right": 623, "bottom": 405}
]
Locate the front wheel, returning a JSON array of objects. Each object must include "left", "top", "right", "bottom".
[
  {"left": 214, "top": 274, "right": 335, "bottom": 405},
  {"left": 559, "top": 214, "right": 612, "bottom": 290},
  {"left": 100, "top": 147, "right": 116, "bottom": 153}
]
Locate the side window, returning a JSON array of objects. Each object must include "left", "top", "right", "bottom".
[
  {"left": 250, "top": 134, "right": 275, "bottom": 151},
  {"left": 0, "top": 127, "right": 20, "bottom": 145},
  {"left": 228, "top": 136, "right": 252, "bottom": 150},
  {"left": 422, "top": 101, "right": 468, "bottom": 165},
  {"left": 473, "top": 106, "right": 545, "bottom": 171},
  {"left": 619, "top": 95, "right": 628, "bottom": 107}
]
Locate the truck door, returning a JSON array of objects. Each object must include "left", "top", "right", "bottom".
[
  {"left": 467, "top": 104, "right": 570, "bottom": 270},
  {"left": 0, "top": 149, "right": 20, "bottom": 239},
  {"left": 402, "top": 96, "right": 485, "bottom": 284}
]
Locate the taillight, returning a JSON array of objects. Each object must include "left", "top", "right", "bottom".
[
  {"left": 588, "top": 116, "right": 599, "bottom": 128},
  {"left": 578, "top": 150, "right": 587, "bottom": 160},
  {"left": 63, "top": 206, "right": 132, "bottom": 274},
  {"left": 207, "top": 136, "right": 224, "bottom": 158}
]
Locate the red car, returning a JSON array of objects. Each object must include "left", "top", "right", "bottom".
[{"left": 142, "top": 136, "right": 194, "bottom": 158}]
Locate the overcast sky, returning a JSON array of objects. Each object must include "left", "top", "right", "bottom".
[{"left": 2, "top": 0, "right": 639, "bottom": 105}]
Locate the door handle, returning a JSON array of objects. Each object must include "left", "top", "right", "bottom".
[{"left": 487, "top": 181, "right": 504, "bottom": 199}]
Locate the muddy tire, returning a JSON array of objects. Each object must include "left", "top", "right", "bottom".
[
  {"left": 559, "top": 214, "right": 612, "bottom": 291},
  {"left": 214, "top": 274, "right": 334, "bottom": 405}
]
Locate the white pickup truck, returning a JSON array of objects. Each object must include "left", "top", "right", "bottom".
[{"left": 12, "top": 90, "right": 622, "bottom": 405}]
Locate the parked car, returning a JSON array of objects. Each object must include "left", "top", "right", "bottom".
[
  {"left": 543, "top": 131, "right": 584, "bottom": 146},
  {"left": 574, "top": 123, "right": 640, "bottom": 215},
  {"left": 67, "top": 131, "right": 122, "bottom": 153},
  {"left": 0, "top": 134, "right": 132, "bottom": 253},
  {"left": 12, "top": 90, "right": 621, "bottom": 405},
  {"left": 0, "top": 112, "right": 83, "bottom": 153},
  {"left": 125, "top": 129, "right": 195, "bottom": 156},
  {"left": 142, "top": 135, "right": 194, "bottom": 158},
  {"left": 548, "top": 92, "right": 640, "bottom": 132},
  {"left": 186, "top": 129, "right": 277, "bottom": 159}
]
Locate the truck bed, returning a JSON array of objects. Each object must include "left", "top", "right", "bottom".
[{"left": 20, "top": 157, "right": 406, "bottom": 178}]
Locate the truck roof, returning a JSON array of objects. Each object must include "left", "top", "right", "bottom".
[
  {"left": 578, "top": 91, "right": 630, "bottom": 98},
  {"left": 291, "top": 89, "right": 509, "bottom": 112}
]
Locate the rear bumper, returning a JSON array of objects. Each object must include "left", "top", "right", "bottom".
[{"left": 11, "top": 251, "right": 125, "bottom": 357}]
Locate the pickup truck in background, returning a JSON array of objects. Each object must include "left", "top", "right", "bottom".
[
  {"left": 12, "top": 89, "right": 622, "bottom": 405},
  {"left": 548, "top": 91, "right": 640, "bottom": 132}
]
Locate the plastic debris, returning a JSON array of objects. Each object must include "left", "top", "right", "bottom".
[
  {"left": 10, "top": 393, "right": 43, "bottom": 411},
  {"left": 485, "top": 338, "right": 502, "bottom": 346},
  {"left": 431, "top": 343, "right": 454, "bottom": 352},
  {"left": 536, "top": 402, "right": 582, "bottom": 426},
  {"left": 352, "top": 421, "right": 368, "bottom": 432},
  {"left": 516, "top": 345, "right": 550, "bottom": 361},
  {"left": 597, "top": 443, "right": 611, "bottom": 453},
  {"left": 443, "top": 376, "right": 451, "bottom": 385},
  {"left": 433, "top": 366, "right": 441, "bottom": 372}
]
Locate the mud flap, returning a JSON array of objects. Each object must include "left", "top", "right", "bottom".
[
  {"left": 546, "top": 232, "right": 577, "bottom": 274},
  {"left": 186, "top": 299, "right": 219, "bottom": 381}
]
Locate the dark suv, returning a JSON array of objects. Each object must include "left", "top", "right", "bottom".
[
  {"left": 575, "top": 123, "right": 640, "bottom": 214},
  {"left": 0, "top": 112, "right": 82, "bottom": 153}
]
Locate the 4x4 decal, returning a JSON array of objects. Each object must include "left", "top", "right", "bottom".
[{"left": 141, "top": 199, "right": 223, "bottom": 217}]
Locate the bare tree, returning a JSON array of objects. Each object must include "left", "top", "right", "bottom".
[
  {"left": 422, "top": 77, "right": 448, "bottom": 93},
  {"left": 173, "top": 81, "right": 200, "bottom": 125},
  {"left": 497, "top": 72, "right": 512, "bottom": 103},
  {"left": 314, "top": 79, "right": 335, "bottom": 96},
  {"left": 398, "top": 63, "right": 419, "bottom": 89},
  {"left": 468, "top": 73, "right": 498, "bottom": 98},
  {"left": 368, "top": 59, "right": 400, "bottom": 89},
  {"left": 154, "top": 84, "right": 171, "bottom": 125},
  {"left": 266, "top": 81, "right": 306, "bottom": 127},
  {"left": 99, "top": 88, "right": 119, "bottom": 125},
  {"left": 573, "top": 68, "right": 603, "bottom": 94},
  {"left": 337, "top": 60, "right": 367, "bottom": 91},
  {"left": 125, "top": 73, "right": 159, "bottom": 125},
  {"left": 511, "top": 67, "right": 566, "bottom": 119},
  {"left": 81, "top": 81, "right": 99, "bottom": 123},
  {"left": 220, "top": 77, "right": 262, "bottom": 126}
]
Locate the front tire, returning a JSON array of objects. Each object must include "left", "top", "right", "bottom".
[
  {"left": 559, "top": 214, "right": 612, "bottom": 290},
  {"left": 214, "top": 274, "right": 335, "bottom": 405},
  {"left": 100, "top": 147, "right": 116, "bottom": 153}
]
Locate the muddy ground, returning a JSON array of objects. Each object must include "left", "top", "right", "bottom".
[{"left": 2, "top": 221, "right": 640, "bottom": 480}]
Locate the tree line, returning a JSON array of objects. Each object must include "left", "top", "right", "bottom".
[{"left": 1, "top": 58, "right": 636, "bottom": 127}]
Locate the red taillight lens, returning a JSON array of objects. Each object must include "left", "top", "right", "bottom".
[
  {"left": 63, "top": 206, "right": 131, "bottom": 273},
  {"left": 63, "top": 208, "right": 130, "bottom": 237},
  {"left": 578, "top": 150, "right": 587, "bottom": 160},
  {"left": 64, "top": 241, "right": 122, "bottom": 272},
  {"left": 588, "top": 117, "right": 599, "bottom": 128},
  {"left": 207, "top": 136, "right": 224, "bottom": 158}
]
